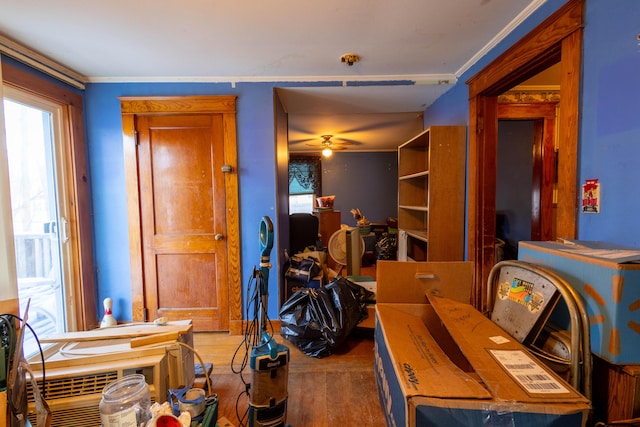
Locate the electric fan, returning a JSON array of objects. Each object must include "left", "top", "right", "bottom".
[{"left": 327, "top": 227, "right": 365, "bottom": 276}]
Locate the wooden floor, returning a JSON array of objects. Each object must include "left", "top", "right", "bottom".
[{"left": 193, "top": 330, "right": 386, "bottom": 427}]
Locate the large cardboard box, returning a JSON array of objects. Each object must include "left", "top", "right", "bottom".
[
  {"left": 375, "top": 261, "right": 590, "bottom": 427},
  {"left": 518, "top": 240, "right": 640, "bottom": 364}
]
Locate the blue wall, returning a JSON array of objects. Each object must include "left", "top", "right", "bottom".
[
  {"left": 578, "top": 0, "right": 640, "bottom": 246},
  {"left": 322, "top": 151, "right": 398, "bottom": 226},
  {"left": 84, "top": 80, "right": 402, "bottom": 322},
  {"left": 84, "top": 82, "right": 280, "bottom": 321},
  {"left": 77, "top": 0, "right": 640, "bottom": 324},
  {"left": 424, "top": 0, "right": 640, "bottom": 249},
  {"left": 422, "top": 0, "right": 571, "bottom": 258}
]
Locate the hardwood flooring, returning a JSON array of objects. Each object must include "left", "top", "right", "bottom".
[
  {"left": 191, "top": 264, "right": 382, "bottom": 426},
  {"left": 193, "top": 329, "right": 385, "bottom": 427}
]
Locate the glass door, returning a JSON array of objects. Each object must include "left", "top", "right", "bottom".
[{"left": 3, "top": 87, "right": 70, "bottom": 357}]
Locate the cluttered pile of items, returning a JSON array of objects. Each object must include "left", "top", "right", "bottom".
[
  {"left": 279, "top": 206, "right": 381, "bottom": 358},
  {"left": 280, "top": 210, "right": 377, "bottom": 358},
  {"left": 2, "top": 302, "right": 51, "bottom": 427},
  {"left": 279, "top": 274, "right": 374, "bottom": 358},
  {"left": 1, "top": 306, "right": 221, "bottom": 427}
]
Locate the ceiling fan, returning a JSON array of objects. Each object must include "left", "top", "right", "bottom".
[
  {"left": 287, "top": 113, "right": 422, "bottom": 154},
  {"left": 319, "top": 135, "right": 347, "bottom": 157},
  {"left": 298, "top": 135, "right": 353, "bottom": 157}
]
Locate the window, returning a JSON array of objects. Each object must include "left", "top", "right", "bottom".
[
  {"left": 4, "top": 90, "right": 71, "bottom": 357},
  {"left": 1, "top": 60, "right": 95, "bottom": 354},
  {"left": 289, "top": 193, "right": 315, "bottom": 214},
  {"left": 288, "top": 155, "right": 321, "bottom": 214}
]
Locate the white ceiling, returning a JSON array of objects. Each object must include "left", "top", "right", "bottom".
[{"left": 0, "top": 0, "right": 545, "bottom": 152}]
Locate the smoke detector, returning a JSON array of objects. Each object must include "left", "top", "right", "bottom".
[{"left": 340, "top": 53, "right": 360, "bottom": 66}]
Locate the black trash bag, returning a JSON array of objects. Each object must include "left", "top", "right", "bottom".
[
  {"left": 279, "top": 276, "right": 371, "bottom": 358},
  {"left": 278, "top": 286, "right": 338, "bottom": 358},
  {"left": 342, "top": 276, "right": 376, "bottom": 306},
  {"left": 375, "top": 232, "right": 398, "bottom": 261},
  {"left": 324, "top": 277, "right": 365, "bottom": 337}
]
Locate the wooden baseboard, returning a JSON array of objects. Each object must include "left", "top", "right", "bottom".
[{"left": 228, "top": 320, "right": 244, "bottom": 335}]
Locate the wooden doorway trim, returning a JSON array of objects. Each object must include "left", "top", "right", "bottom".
[
  {"left": 466, "top": 0, "right": 583, "bottom": 311},
  {"left": 120, "top": 95, "right": 243, "bottom": 332}
]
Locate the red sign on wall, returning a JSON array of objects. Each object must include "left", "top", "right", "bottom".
[{"left": 581, "top": 178, "right": 600, "bottom": 213}]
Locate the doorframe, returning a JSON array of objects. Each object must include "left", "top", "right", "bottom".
[
  {"left": 466, "top": 0, "right": 583, "bottom": 310},
  {"left": 2, "top": 61, "right": 96, "bottom": 329},
  {"left": 119, "top": 95, "right": 243, "bottom": 332}
]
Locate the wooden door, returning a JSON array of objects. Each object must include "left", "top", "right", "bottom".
[{"left": 121, "top": 96, "right": 241, "bottom": 332}]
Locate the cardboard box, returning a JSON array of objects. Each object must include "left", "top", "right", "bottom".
[
  {"left": 518, "top": 240, "right": 640, "bottom": 364},
  {"left": 375, "top": 261, "right": 590, "bottom": 427},
  {"left": 376, "top": 260, "right": 473, "bottom": 304}
]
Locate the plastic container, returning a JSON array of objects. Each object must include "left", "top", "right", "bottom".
[{"left": 100, "top": 374, "right": 152, "bottom": 427}]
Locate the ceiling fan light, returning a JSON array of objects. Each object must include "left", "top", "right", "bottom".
[{"left": 322, "top": 147, "right": 333, "bottom": 157}]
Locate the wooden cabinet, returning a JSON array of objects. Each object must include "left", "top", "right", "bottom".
[
  {"left": 592, "top": 355, "right": 640, "bottom": 423},
  {"left": 397, "top": 126, "right": 466, "bottom": 261},
  {"left": 315, "top": 209, "right": 341, "bottom": 268},
  {"left": 315, "top": 209, "right": 341, "bottom": 249}
]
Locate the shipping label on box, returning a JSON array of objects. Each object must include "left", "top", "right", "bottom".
[{"left": 519, "top": 240, "right": 640, "bottom": 364}]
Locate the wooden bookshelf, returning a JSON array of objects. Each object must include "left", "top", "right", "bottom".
[{"left": 397, "top": 126, "right": 466, "bottom": 261}]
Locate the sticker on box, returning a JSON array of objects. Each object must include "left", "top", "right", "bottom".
[{"left": 489, "top": 349, "right": 569, "bottom": 394}]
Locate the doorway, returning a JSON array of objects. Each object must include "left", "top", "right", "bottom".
[
  {"left": 496, "top": 100, "right": 558, "bottom": 261},
  {"left": 466, "top": 0, "right": 583, "bottom": 310},
  {"left": 496, "top": 120, "right": 536, "bottom": 261}
]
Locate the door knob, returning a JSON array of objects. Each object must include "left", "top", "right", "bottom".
[{"left": 214, "top": 233, "right": 224, "bottom": 241}]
